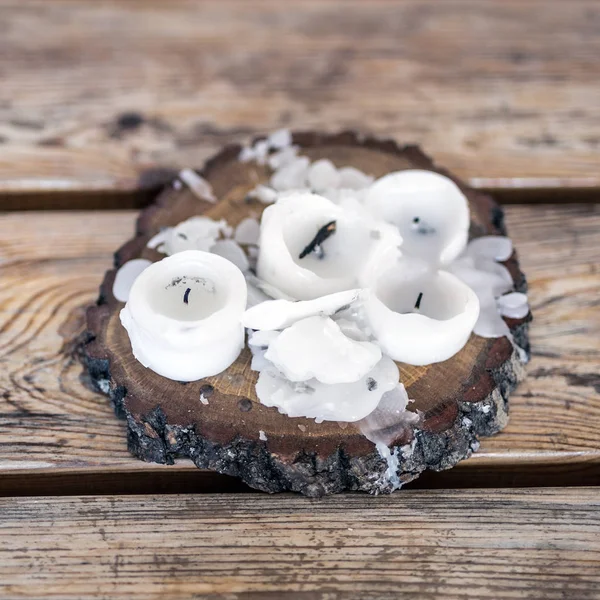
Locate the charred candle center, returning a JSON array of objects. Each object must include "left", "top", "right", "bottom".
[
  {"left": 366, "top": 377, "right": 378, "bottom": 391},
  {"left": 299, "top": 220, "right": 337, "bottom": 260},
  {"left": 414, "top": 292, "right": 423, "bottom": 310},
  {"left": 412, "top": 217, "right": 436, "bottom": 235},
  {"left": 183, "top": 288, "right": 191, "bottom": 304}
]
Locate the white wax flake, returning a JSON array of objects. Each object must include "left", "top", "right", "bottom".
[
  {"left": 448, "top": 235, "right": 525, "bottom": 341},
  {"left": 497, "top": 292, "right": 530, "bottom": 319},
  {"left": 234, "top": 218, "right": 261, "bottom": 245},
  {"left": 338, "top": 167, "right": 374, "bottom": 190},
  {"left": 112, "top": 259, "right": 152, "bottom": 302},
  {"left": 307, "top": 159, "right": 341, "bottom": 192},
  {"left": 245, "top": 277, "right": 273, "bottom": 308},
  {"left": 242, "top": 289, "right": 361, "bottom": 331},
  {"left": 239, "top": 131, "right": 291, "bottom": 165},
  {"left": 178, "top": 169, "right": 216, "bottom": 202},
  {"left": 268, "top": 145, "right": 299, "bottom": 170},
  {"left": 247, "top": 184, "right": 278, "bottom": 205},
  {"left": 255, "top": 355, "right": 399, "bottom": 423},
  {"left": 200, "top": 393, "right": 209, "bottom": 405},
  {"left": 270, "top": 156, "right": 310, "bottom": 191},
  {"left": 268, "top": 128, "right": 293, "bottom": 150},
  {"left": 298, "top": 424, "right": 307, "bottom": 432},
  {"left": 264, "top": 316, "right": 382, "bottom": 384},
  {"left": 467, "top": 235, "right": 513, "bottom": 262},
  {"left": 259, "top": 430, "right": 268, "bottom": 441},
  {"left": 253, "top": 140, "right": 269, "bottom": 164},
  {"left": 244, "top": 272, "right": 295, "bottom": 301},
  {"left": 210, "top": 239, "right": 249, "bottom": 272},
  {"left": 147, "top": 216, "right": 231, "bottom": 256}
]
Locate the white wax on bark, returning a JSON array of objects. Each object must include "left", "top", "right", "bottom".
[
  {"left": 365, "top": 170, "right": 470, "bottom": 265},
  {"left": 256, "top": 192, "right": 401, "bottom": 300},
  {"left": 255, "top": 355, "right": 399, "bottom": 423},
  {"left": 120, "top": 250, "right": 247, "bottom": 381},
  {"left": 363, "top": 261, "right": 480, "bottom": 365}
]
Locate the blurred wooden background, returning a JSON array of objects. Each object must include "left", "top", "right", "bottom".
[{"left": 0, "top": 0, "right": 599, "bottom": 207}]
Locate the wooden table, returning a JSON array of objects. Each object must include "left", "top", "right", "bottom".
[{"left": 1, "top": 1, "right": 599, "bottom": 597}]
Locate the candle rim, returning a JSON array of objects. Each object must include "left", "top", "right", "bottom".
[{"left": 127, "top": 250, "right": 247, "bottom": 331}]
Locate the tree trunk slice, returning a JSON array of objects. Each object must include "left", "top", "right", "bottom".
[{"left": 83, "top": 131, "right": 531, "bottom": 496}]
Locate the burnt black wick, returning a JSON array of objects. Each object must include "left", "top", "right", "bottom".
[
  {"left": 183, "top": 288, "right": 191, "bottom": 304},
  {"left": 177, "top": 232, "right": 188, "bottom": 240},
  {"left": 414, "top": 292, "right": 423, "bottom": 310},
  {"left": 299, "top": 220, "right": 337, "bottom": 260}
]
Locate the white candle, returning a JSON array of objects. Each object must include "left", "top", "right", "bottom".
[
  {"left": 120, "top": 250, "right": 247, "bottom": 381},
  {"left": 257, "top": 192, "right": 401, "bottom": 300},
  {"left": 365, "top": 170, "right": 470, "bottom": 265},
  {"left": 363, "top": 261, "right": 480, "bottom": 365}
]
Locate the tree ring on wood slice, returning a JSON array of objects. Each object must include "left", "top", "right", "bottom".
[{"left": 83, "top": 131, "right": 531, "bottom": 497}]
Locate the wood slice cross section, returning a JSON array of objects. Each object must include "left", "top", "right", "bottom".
[{"left": 83, "top": 131, "right": 531, "bottom": 496}]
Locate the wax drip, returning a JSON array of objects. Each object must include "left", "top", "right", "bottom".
[{"left": 299, "top": 220, "right": 336, "bottom": 259}]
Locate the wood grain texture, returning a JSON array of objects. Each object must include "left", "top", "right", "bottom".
[
  {"left": 0, "top": 0, "right": 599, "bottom": 202},
  {"left": 0, "top": 203, "right": 598, "bottom": 493},
  {"left": 1, "top": 489, "right": 600, "bottom": 599}
]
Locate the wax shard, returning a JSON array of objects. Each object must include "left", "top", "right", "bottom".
[
  {"left": 234, "top": 218, "right": 261, "bottom": 245},
  {"left": 243, "top": 289, "right": 361, "bottom": 331},
  {"left": 210, "top": 239, "right": 249, "bottom": 272},
  {"left": 307, "top": 159, "right": 342, "bottom": 192},
  {"left": 112, "top": 259, "right": 152, "bottom": 303},
  {"left": 497, "top": 292, "right": 530, "bottom": 319},
  {"left": 147, "top": 216, "right": 230, "bottom": 255}
]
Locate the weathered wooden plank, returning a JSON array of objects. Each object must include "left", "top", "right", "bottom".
[
  {"left": 0, "top": 204, "right": 598, "bottom": 493},
  {"left": 1, "top": 490, "right": 599, "bottom": 599},
  {"left": 0, "top": 0, "right": 599, "bottom": 203}
]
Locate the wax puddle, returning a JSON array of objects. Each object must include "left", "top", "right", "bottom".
[{"left": 375, "top": 442, "right": 402, "bottom": 491}]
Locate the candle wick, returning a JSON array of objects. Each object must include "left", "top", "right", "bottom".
[
  {"left": 183, "top": 288, "right": 191, "bottom": 304},
  {"left": 415, "top": 292, "right": 423, "bottom": 310},
  {"left": 299, "top": 220, "right": 336, "bottom": 260}
]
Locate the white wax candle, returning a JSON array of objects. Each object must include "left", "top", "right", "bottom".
[
  {"left": 365, "top": 170, "right": 470, "bottom": 265},
  {"left": 120, "top": 250, "right": 247, "bottom": 381},
  {"left": 363, "top": 262, "right": 480, "bottom": 365},
  {"left": 257, "top": 192, "right": 401, "bottom": 300}
]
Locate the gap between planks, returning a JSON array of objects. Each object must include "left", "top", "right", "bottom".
[{"left": 2, "top": 186, "right": 599, "bottom": 212}]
